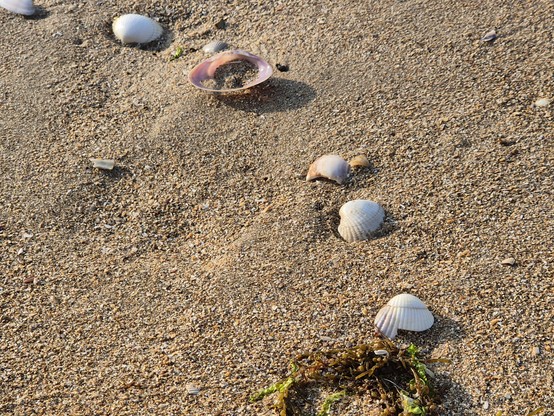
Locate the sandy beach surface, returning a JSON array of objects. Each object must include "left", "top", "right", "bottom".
[{"left": 1, "top": 0, "right": 553, "bottom": 414}]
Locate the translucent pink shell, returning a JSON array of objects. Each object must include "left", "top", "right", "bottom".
[{"left": 188, "top": 50, "right": 273, "bottom": 93}]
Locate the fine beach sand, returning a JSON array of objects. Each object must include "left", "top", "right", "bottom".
[{"left": 1, "top": 0, "right": 553, "bottom": 415}]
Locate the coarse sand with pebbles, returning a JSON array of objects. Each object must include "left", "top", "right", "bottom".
[{"left": 0, "top": 0, "right": 553, "bottom": 415}]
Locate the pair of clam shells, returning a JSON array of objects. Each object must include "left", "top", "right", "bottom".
[
  {"left": 306, "top": 154, "right": 370, "bottom": 185},
  {"left": 0, "top": 0, "right": 35, "bottom": 15},
  {"left": 112, "top": 14, "right": 163, "bottom": 44},
  {"left": 374, "top": 294, "right": 434, "bottom": 339},
  {"left": 306, "top": 156, "right": 383, "bottom": 243},
  {"left": 188, "top": 49, "right": 273, "bottom": 93}
]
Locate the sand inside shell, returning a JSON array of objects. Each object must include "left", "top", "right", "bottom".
[{"left": 202, "top": 60, "right": 259, "bottom": 91}]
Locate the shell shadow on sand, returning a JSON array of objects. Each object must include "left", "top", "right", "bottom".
[
  {"left": 23, "top": 5, "right": 49, "bottom": 19},
  {"left": 210, "top": 77, "right": 316, "bottom": 114}
]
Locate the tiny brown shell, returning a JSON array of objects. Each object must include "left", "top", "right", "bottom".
[{"left": 349, "top": 155, "right": 370, "bottom": 168}]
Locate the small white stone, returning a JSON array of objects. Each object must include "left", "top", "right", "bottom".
[
  {"left": 186, "top": 383, "right": 200, "bottom": 395},
  {"left": 90, "top": 159, "right": 115, "bottom": 170},
  {"left": 202, "top": 40, "right": 229, "bottom": 54},
  {"left": 535, "top": 98, "right": 551, "bottom": 107}
]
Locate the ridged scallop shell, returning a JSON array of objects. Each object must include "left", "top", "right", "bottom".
[
  {"left": 374, "top": 294, "right": 434, "bottom": 339},
  {"left": 337, "top": 200, "right": 384, "bottom": 242},
  {"left": 306, "top": 155, "right": 350, "bottom": 184},
  {"left": 188, "top": 50, "right": 273, "bottom": 93},
  {"left": 0, "top": 0, "right": 35, "bottom": 15},
  {"left": 202, "top": 40, "right": 229, "bottom": 54},
  {"left": 112, "top": 14, "right": 163, "bottom": 44}
]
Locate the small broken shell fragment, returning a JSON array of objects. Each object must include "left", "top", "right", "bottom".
[
  {"left": 0, "top": 0, "right": 35, "bottom": 15},
  {"left": 481, "top": 29, "right": 497, "bottom": 42},
  {"left": 202, "top": 40, "right": 229, "bottom": 54},
  {"left": 90, "top": 159, "right": 115, "bottom": 170},
  {"left": 306, "top": 154, "right": 350, "bottom": 184},
  {"left": 500, "top": 257, "right": 516, "bottom": 266},
  {"left": 535, "top": 98, "right": 551, "bottom": 107},
  {"left": 349, "top": 154, "right": 370, "bottom": 168},
  {"left": 337, "top": 200, "right": 385, "bottom": 242},
  {"left": 374, "top": 293, "right": 434, "bottom": 339},
  {"left": 112, "top": 14, "right": 163, "bottom": 44},
  {"left": 186, "top": 383, "right": 200, "bottom": 395},
  {"left": 188, "top": 49, "right": 273, "bottom": 93}
]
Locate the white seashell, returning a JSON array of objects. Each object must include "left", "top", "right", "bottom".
[
  {"left": 90, "top": 159, "right": 115, "bottom": 170},
  {"left": 0, "top": 0, "right": 35, "bottom": 15},
  {"left": 202, "top": 40, "right": 229, "bottom": 54},
  {"left": 374, "top": 293, "right": 434, "bottom": 339},
  {"left": 337, "top": 200, "right": 384, "bottom": 242},
  {"left": 112, "top": 14, "right": 163, "bottom": 44},
  {"left": 306, "top": 154, "right": 350, "bottom": 184}
]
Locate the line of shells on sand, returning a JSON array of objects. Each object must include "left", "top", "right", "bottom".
[{"left": 305, "top": 155, "right": 435, "bottom": 338}]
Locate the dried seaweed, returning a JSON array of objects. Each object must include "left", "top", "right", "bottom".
[{"left": 251, "top": 338, "right": 447, "bottom": 416}]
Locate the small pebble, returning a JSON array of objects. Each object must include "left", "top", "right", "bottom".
[
  {"left": 215, "top": 19, "right": 227, "bottom": 30},
  {"left": 202, "top": 40, "right": 229, "bottom": 54},
  {"left": 531, "top": 346, "right": 540, "bottom": 357},
  {"left": 90, "top": 159, "right": 115, "bottom": 170},
  {"left": 186, "top": 383, "right": 200, "bottom": 395},
  {"left": 535, "top": 98, "right": 551, "bottom": 107},
  {"left": 482, "top": 401, "right": 489, "bottom": 410},
  {"left": 275, "top": 63, "right": 289, "bottom": 72}
]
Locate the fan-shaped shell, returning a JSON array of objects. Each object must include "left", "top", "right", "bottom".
[
  {"left": 188, "top": 50, "right": 273, "bottom": 93},
  {"left": 202, "top": 40, "right": 229, "bottom": 54},
  {"left": 306, "top": 154, "right": 350, "bottom": 184},
  {"left": 112, "top": 14, "right": 163, "bottom": 44},
  {"left": 337, "top": 200, "right": 384, "bottom": 242},
  {"left": 374, "top": 294, "right": 434, "bottom": 339},
  {"left": 0, "top": 0, "right": 35, "bottom": 15}
]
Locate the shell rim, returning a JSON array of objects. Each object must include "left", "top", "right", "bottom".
[{"left": 188, "top": 49, "right": 273, "bottom": 93}]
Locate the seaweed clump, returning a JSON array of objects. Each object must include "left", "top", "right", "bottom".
[{"left": 251, "top": 337, "right": 447, "bottom": 416}]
